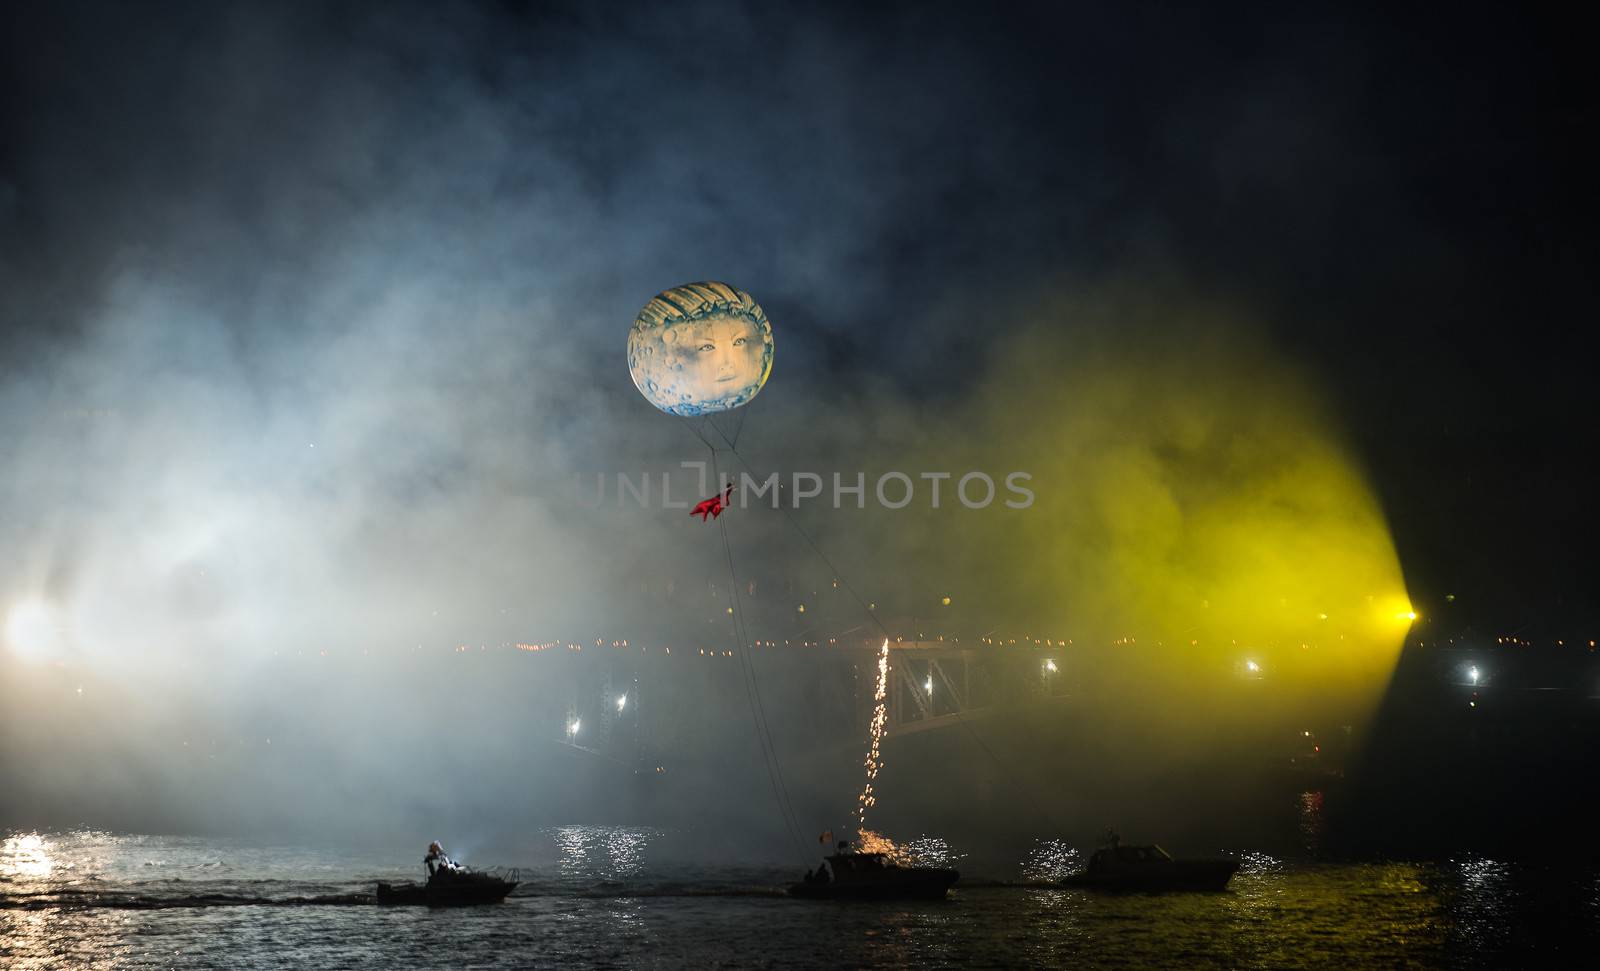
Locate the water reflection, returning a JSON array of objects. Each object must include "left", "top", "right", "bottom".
[
  {"left": 1456, "top": 857, "right": 1509, "bottom": 892},
  {"left": 1235, "top": 851, "right": 1283, "bottom": 875},
  {"left": 1297, "top": 790, "right": 1325, "bottom": 853},
  {"left": 1, "top": 832, "right": 55, "bottom": 879},
  {"left": 0, "top": 852, "right": 130, "bottom": 971},
  {"left": 552, "top": 825, "right": 655, "bottom": 882},
  {"left": 3, "top": 829, "right": 1597, "bottom": 968},
  {"left": 1447, "top": 856, "right": 1515, "bottom": 954}
]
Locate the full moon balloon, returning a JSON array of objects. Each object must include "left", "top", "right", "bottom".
[{"left": 628, "top": 281, "right": 775, "bottom": 417}]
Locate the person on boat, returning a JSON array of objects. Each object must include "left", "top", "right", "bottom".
[
  {"left": 424, "top": 840, "right": 460, "bottom": 878},
  {"left": 830, "top": 841, "right": 855, "bottom": 873}
]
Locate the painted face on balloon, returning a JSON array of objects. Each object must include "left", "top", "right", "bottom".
[
  {"left": 628, "top": 281, "right": 774, "bottom": 416},
  {"left": 671, "top": 315, "right": 764, "bottom": 393}
]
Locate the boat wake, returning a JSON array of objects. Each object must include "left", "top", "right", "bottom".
[
  {"left": 1, "top": 877, "right": 795, "bottom": 910},
  {"left": 0, "top": 887, "right": 373, "bottom": 911}
]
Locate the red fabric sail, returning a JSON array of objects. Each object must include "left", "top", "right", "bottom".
[{"left": 690, "top": 483, "right": 735, "bottom": 522}]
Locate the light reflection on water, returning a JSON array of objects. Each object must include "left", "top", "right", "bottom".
[
  {"left": 1, "top": 833, "right": 56, "bottom": 879},
  {"left": 1235, "top": 851, "right": 1283, "bottom": 875},
  {"left": 3, "top": 827, "right": 1597, "bottom": 969},
  {"left": 1447, "top": 856, "right": 1516, "bottom": 955},
  {"left": 553, "top": 824, "right": 654, "bottom": 883},
  {"left": 1297, "top": 789, "right": 1325, "bottom": 853}
]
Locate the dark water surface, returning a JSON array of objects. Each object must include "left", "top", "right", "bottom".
[{"left": 4, "top": 829, "right": 1596, "bottom": 969}]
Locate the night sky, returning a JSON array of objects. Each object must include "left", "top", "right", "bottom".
[{"left": 2, "top": 0, "right": 1593, "bottom": 635}]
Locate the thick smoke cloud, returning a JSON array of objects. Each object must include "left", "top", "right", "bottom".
[
  {"left": 1, "top": 0, "right": 1097, "bottom": 841},
  {"left": 0, "top": 1, "right": 1571, "bottom": 852}
]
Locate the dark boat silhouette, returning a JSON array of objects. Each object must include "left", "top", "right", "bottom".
[
  {"left": 788, "top": 852, "right": 959, "bottom": 900},
  {"left": 1061, "top": 841, "right": 1237, "bottom": 892},
  {"left": 376, "top": 867, "right": 519, "bottom": 906}
]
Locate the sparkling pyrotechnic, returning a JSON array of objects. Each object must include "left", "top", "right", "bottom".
[{"left": 856, "top": 638, "right": 891, "bottom": 828}]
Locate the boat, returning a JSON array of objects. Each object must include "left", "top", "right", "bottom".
[
  {"left": 787, "top": 852, "right": 959, "bottom": 900},
  {"left": 376, "top": 867, "right": 520, "bottom": 906},
  {"left": 1060, "top": 841, "right": 1237, "bottom": 892}
]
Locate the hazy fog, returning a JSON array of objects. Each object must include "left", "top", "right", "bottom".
[{"left": 3, "top": 3, "right": 1420, "bottom": 853}]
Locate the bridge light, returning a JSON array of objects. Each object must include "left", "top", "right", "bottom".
[{"left": 924, "top": 675, "right": 933, "bottom": 695}]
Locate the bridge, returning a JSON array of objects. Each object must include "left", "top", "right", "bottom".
[{"left": 862, "top": 640, "right": 1071, "bottom": 737}]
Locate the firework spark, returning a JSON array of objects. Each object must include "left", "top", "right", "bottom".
[{"left": 856, "top": 638, "right": 890, "bottom": 828}]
